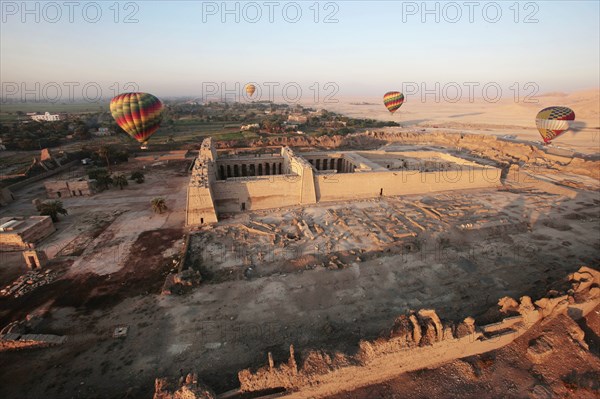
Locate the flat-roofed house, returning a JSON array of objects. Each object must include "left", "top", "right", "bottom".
[{"left": 0, "top": 216, "right": 55, "bottom": 251}]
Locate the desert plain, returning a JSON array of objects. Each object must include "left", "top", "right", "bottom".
[{"left": 0, "top": 90, "right": 599, "bottom": 399}]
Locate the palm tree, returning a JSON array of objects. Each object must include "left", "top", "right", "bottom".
[
  {"left": 130, "top": 171, "right": 145, "bottom": 184},
  {"left": 98, "top": 146, "right": 111, "bottom": 173},
  {"left": 91, "top": 170, "right": 113, "bottom": 191},
  {"left": 38, "top": 200, "right": 68, "bottom": 222},
  {"left": 151, "top": 197, "right": 167, "bottom": 214},
  {"left": 113, "top": 174, "right": 128, "bottom": 190}
]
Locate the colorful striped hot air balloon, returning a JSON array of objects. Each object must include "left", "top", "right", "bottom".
[
  {"left": 535, "top": 106, "right": 575, "bottom": 143},
  {"left": 245, "top": 84, "right": 256, "bottom": 97},
  {"left": 383, "top": 91, "right": 404, "bottom": 114},
  {"left": 110, "top": 92, "right": 164, "bottom": 146}
]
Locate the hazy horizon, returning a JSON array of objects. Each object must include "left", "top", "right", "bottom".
[{"left": 2, "top": 1, "right": 599, "bottom": 102}]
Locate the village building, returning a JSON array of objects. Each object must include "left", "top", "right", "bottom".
[
  {"left": 30, "top": 112, "right": 65, "bottom": 122},
  {"left": 287, "top": 114, "right": 308, "bottom": 124},
  {"left": 0, "top": 216, "right": 55, "bottom": 251},
  {"left": 91, "top": 127, "right": 113, "bottom": 136},
  {"left": 44, "top": 178, "right": 95, "bottom": 199}
]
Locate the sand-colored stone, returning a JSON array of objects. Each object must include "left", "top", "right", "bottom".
[
  {"left": 235, "top": 266, "right": 600, "bottom": 397},
  {"left": 44, "top": 178, "right": 95, "bottom": 199},
  {"left": 186, "top": 138, "right": 501, "bottom": 226},
  {"left": 0, "top": 216, "right": 55, "bottom": 251}
]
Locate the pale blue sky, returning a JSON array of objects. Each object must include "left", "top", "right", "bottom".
[{"left": 1, "top": 1, "right": 599, "bottom": 98}]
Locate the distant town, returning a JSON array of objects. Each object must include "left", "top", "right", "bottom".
[{"left": 0, "top": 101, "right": 398, "bottom": 152}]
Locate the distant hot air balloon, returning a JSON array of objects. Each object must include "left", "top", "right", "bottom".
[
  {"left": 535, "top": 106, "right": 575, "bottom": 143},
  {"left": 245, "top": 84, "right": 256, "bottom": 97},
  {"left": 383, "top": 91, "right": 404, "bottom": 114},
  {"left": 110, "top": 92, "right": 163, "bottom": 147}
]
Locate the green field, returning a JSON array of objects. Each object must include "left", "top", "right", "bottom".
[
  {"left": 0, "top": 101, "right": 262, "bottom": 146},
  {"left": 0, "top": 102, "right": 110, "bottom": 124},
  {"left": 0, "top": 102, "right": 110, "bottom": 114},
  {"left": 0, "top": 101, "right": 342, "bottom": 150}
]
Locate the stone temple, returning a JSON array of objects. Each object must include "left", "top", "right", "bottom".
[{"left": 186, "top": 137, "right": 501, "bottom": 226}]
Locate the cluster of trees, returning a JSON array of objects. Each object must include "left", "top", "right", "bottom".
[
  {"left": 162, "top": 101, "right": 292, "bottom": 126},
  {"left": 346, "top": 118, "right": 400, "bottom": 128},
  {"left": 261, "top": 115, "right": 287, "bottom": 133},
  {"left": 36, "top": 200, "right": 68, "bottom": 222},
  {"left": 1, "top": 120, "right": 69, "bottom": 149},
  {"left": 0, "top": 112, "right": 118, "bottom": 150},
  {"left": 87, "top": 168, "right": 144, "bottom": 191},
  {"left": 77, "top": 145, "right": 129, "bottom": 169}
]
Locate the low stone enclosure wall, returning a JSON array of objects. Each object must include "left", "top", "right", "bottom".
[
  {"left": 221, "top": 130, "right": 599, "bottom": 182},
  {"left": 6, "top": 160, "right": 79, "bottom": 192},
  {"left": 235, "top": 266, "right": 599, "bottom": 397},
  {"left": 0, "top": 333, "right": 67, "bottom": 351},
  {"left": 152, "top": 266, "right": 600, "bottom": 398}
]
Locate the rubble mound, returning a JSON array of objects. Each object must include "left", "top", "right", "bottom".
[
  {"left": 233, "top": 266, "right": 600, "bottom": 396},
  {"left": 0, "top": 269, "right": 58, "bottom": 299},
  {"left": 153, "top": 372, "right": 216, "bottom": 399}
]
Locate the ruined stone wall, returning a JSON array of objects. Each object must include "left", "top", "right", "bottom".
[
  {"left": 135, "top": 150, "right": 189, "bottom": 162},
  {"left": 211, "top": 175, "right": 305, "bottom": 213},
  {"left": 45, "top": 179, "right": 94, "bottom": 198},
  {"left": 236, "top": 267, "right": 600, "bottom": 396},
  {"left": 284, "top": 147, "right": 317, "bottom": 205},
  {"left": 66, "top": 180, "right": 94, "bottom": 196},
  {"left": 186, "top": 138, "right": 220, "bottom": 226},
  {"left": 19, "top": 217, "right": 55, "bottom": 244},
  {"left": 368, "top": 130, "right": 600, "bottom": 180},
  {"left": 194, "top": 146, "right": 317, "bottom": 217},
  {"left": 186, "top": 187, "right": 218, "bottom": 226},
  {"left": 188, "top": 138, "right": 504, "bottom": 222},
  {"left": 153, "top": 373, "right": 216, "bottom": 399},
  {"left": 186, "top": 161, "right": 218, "bottom": 226},
  {"left": 44, "top": 181, "right": 70, "bottom": 199},
  {"left": 222, "top": 131, "right": 599, "bottom": 181},
  {"left": 0, "top": 333, "right": 66, "bottom": 351},
  {"left": 0, "top": 232, "right": 29, "bottom": 251},
  {"left": 314, "top": 165, "right": 500, "bottom": 202},
  {"left": 190, "top": 134, "right": 588, "bottom": 223}
]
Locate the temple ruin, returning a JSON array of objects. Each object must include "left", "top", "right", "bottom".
[{"left": 186, "top": 137, "right": 502, "bottom": 226}]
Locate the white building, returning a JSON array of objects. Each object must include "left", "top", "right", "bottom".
[
  {"left": 30, "top": 112, "right": 63, "bottom": 122},
  {"left": 92, "top": 127, "right": 113, "bottom": 136},
  {"left": 240, "top": 123, "right": 260, "bottom": 131},
  {"left": 287, "top": 114, "right": 308, "bottom": 124}
]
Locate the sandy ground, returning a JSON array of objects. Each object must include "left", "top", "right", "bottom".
[
  {"left": 0, "top": 177, "right": 598, "bottom": 398},
  {"left": 0, "top": 92, "right": 598, "bottom": 398},
  {"left": 0, "top": 160, "right": 189, "bottom": 269},
  {"left": 324, "top": 89, "right": 600, "bottom": 155}
]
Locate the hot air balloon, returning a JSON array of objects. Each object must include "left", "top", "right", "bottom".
[
  {"left": 383, "top": 91, "right": 404, "bottom": 114},
  {"left": 535, "top": 106, "right": 575, "bottom": 144},
  {"left": 110, "top": 92, "right": 164, "bottom": 148},
  {"left": 245, "top": 84, "right": 256, "bottom": 97}
]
